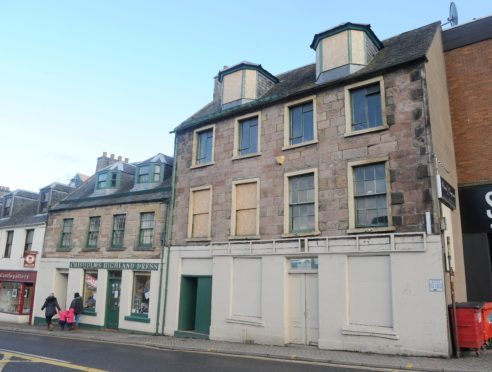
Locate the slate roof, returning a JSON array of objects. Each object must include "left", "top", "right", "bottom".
[
  {"left": 51, "top": 154, "right": 173, "bottom": 212},
  {"left": 175, "top": 21, "right": 440, "bottom": 133},
  {"left": 138, "top": 153, "right": 174, "bottom": 165},
  {"left": 0, "top": 190, "right": 46, "bottom": 228},
  {"left": 40, "top": 182, "right": 75, "bottom": 193},
  {"left": 442, "top": 15, "right": 492, "bottom": 51}
]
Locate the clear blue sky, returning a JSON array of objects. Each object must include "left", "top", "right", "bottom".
[{"left": 0, "top": 1, "right": 490, "bottom": 191}]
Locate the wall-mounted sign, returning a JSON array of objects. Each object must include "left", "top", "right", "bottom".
[
  {"left": 428, "top": 279, "right": 444, "bottom": 292},
  {"left": 459, "top": 184, "right": 492, "bottom": 233},
  {"left": 437, "top": 175, "right": 456, "bottom": 210},
  {"left": 69, "top": 262, "right": 159, "bottom": 271},
  {"left": 0, "top": 271, "right": 37, "bottom": 283},
  {"left": 23, "top": 251, "right": 37, "bottom": 268}
]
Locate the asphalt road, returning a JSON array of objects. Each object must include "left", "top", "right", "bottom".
[{"left": 0, "top": 330, "right": 398, "bottom": 372}]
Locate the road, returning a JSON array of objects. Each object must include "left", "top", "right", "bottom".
[{"left": 0, "top": 330, "right": 403, "bottom": 372}]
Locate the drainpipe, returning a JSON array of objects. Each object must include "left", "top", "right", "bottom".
[
  {"left": 161, "top": 134, "right": 178, "bottom": 335},
  {"left": 155, "top": 202, "right": 168, "bottom": 335}
]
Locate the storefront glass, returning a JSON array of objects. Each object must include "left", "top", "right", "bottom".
[
  {"left": 0, "top": 282, "right": 21, "bottom": 313},
  {"left": 131, "top": 272, "right": 150, "bottom": 316},
  {"left": 83, "top": 271, "right": 98, "bottom": 312}
]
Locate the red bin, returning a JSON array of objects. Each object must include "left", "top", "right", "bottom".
[
  {"left": 449, "top": 302, "right": 487, "bottom": 350},
  {"left": 482, "top": 302, "right": 492, "bottom": 341}
]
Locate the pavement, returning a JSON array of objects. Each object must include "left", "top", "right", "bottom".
[{"left": 0, "top": 322, "right": 491, "bottom": 372}]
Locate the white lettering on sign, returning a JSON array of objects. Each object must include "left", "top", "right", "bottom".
[
  {"left": 486, "top": 191, "right": 492, "bottom": 227},
  {"left": 429, "top": 279, "right": 443, "bottom": 292}
]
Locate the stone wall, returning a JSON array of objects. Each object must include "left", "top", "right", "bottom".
[{"left": 173, "top": 63, "right": 435, "bottom": 244}]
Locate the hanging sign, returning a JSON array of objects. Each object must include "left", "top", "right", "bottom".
[
  {"left": 436, "top": 175, "right": 456, "bottom": 210},
  {"left": 23, "top": 251, "right": 38, "bottom": 268}
]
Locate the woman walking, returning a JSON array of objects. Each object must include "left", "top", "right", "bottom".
[{"left": 41, "top": 292, "right": 61, "bottom": 331}]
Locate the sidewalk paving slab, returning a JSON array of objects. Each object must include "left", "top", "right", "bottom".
[{"left": 0, "top": 322, "right": 491, "bottom": 372}]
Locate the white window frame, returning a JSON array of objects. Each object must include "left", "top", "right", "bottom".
[
  {"left": 230, "top": 178, "right": 260, "bottom": 239},
  {"left": 232, "top": 112, "right": 262, "bottom": 160},
  {"left": 191, "top": 124, "right": 216, "bottom": 168},
  {"left": 187, "top": 185, "right": 213, "bottom": 240},
  {"left": 283, "top": 168, "right": 319, "bottom": 237},
  {"left": 344, "top": 76, "right": 387, "bottom": 137},
  {"left": 347, "top": 157, "right": 395, "bottom": 233},
  {"left": 282, "top": 95, "right": 318, "bottom": 150}
]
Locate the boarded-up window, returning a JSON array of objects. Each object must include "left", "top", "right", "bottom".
[
  {"left": 191, "top": 188, "right": 211, "bottom": 238},
  {"left": 234, "top": 182, "right": 257, "bottom": 236},
  {"left": 348, "top": 255, "right": 392, "bottom": 327},
  {"left": 233, "top": 258, "right": 262, "bottom": 319}
]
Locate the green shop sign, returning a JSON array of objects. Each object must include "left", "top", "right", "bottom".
[{"left": 69, "top": 261, "right": 159, "bottom": 271}]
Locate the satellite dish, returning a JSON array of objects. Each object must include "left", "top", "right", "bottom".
[{"left": 447, "top": 2, "right": 459, "bottom": 26}]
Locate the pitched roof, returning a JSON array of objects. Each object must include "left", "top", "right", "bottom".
[
  {"left": 174, "top": 21, "right": 440, "bottom": 133},
  {"left": 138, "top": 153, "right": 174, "bottom": 165}
]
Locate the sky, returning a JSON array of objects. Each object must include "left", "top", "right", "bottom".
[{"left": 0, "top": 0, "right": 490, "bottom": 191}]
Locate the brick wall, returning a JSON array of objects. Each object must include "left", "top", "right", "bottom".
[
  {"left": 445, "top": 39, "right": 492, "bottom": 186},
  {"left": 44, "top": 202, "right": 166, "bottom": 259},
  {"left": 173, "top": 64, "right": 435, "bottom": 244}
]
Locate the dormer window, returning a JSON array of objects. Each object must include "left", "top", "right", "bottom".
[
  {"left": 2, "top": 197, "right": 12, "bottom": 217},
  {"left": 136, "top": 164, "right": 162, "bottom": 184},
  {"left": 96, "top": 172, "right": 119, "bottom": 190},
  {"left": 39, "top": 189, "right": 50, "bottom": 213},
  {"left": 138, "top": 166, "right": 150, "bottom": 183},
  {"left": 152, "top": 165, "right": 161, "bottom": 182}
]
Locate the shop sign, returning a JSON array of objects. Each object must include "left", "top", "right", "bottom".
[
  {"left": 459, "top": 184, "right": 492, "bottom": 233},
  {"left": 69, "top": 262, "right": 159, "bottom": 271},
  {"left": 0, "top": 271, "right": 37, "bottom": 283},
  {"left": 436, "top": 175, "right": 456, "bottom": 210},
  {"left": 23, "top": 251, "right": 37, "bottom": 268}
]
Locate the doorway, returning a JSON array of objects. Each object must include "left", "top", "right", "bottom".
[
  {"left": 288, "top": 258, "right": 319, "bottom": 346},
  {"left": 178, "top": 276, "right": 212, "bottom": 336},
  {"left": 105, "top": 271, "right": 121, "bottom": 329}
]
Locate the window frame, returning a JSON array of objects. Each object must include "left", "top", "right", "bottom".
[
  {"left": 347, "top": 157, "right": 394, "bottom": 233},
  {"left": 191, "top": 124, "right": 215, "bottom": 168},
  {"left": 82, "top": 270, "right": 98, "bottom": 314},
  {"left": 283, "top": 96, "right": 318, "bottom": 150},
  {"left": 233, "top": 112, "right": 261, "bottom": 159},
  {"left": 283, "top": 168, "right": 319, "bottom": 236},
  {"left": 86, "top": 216, "right": 101, "bottom": 249},
  {"left": 230, "top": 179, "right": 260, "bottom": 239},
  {"left": 110, "top": 214, "right": 126, "bottom": 249},
  {"left": 59, "top": 218, "right": 73, "bottom": 250},
  {"left": 344, "top": 76, "right": 387, "bottom": 137},
  {"left": 3, "top": 197, "right": 12, "bottom": 217},
  {"left": 138, "top": 212, "right": 155, "bottom": 249},
  {"left": 4, "top": 230, "right": 14, "bottom": 258},
  {"left": 130, "top": 271, "right": 151, "bottom": 318},
  {"left": 95, "top": 171, "right": 119, "bottom": 190},
  {"left": 24, "top": 229, "right": 34, "bottom": 252},
  {"left": 39, "top": 189, "right": 50, "bottom": 213},
  {"left": 187, "top": 185, "right": 213, "bottom": 240}
]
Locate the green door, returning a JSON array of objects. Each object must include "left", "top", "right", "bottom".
[
  {"left": 195, "top": 277, "right": 212, "bottom": 335},
  {"left": 178, "top": 276, "right": 212, "bottom": 336},
  {"left": 105, "top": 271, "right": 121, "bottom": 329}
]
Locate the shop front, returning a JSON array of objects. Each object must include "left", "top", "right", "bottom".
[{"left": 0, "top": 270, "right": 37, "bottom": 324}]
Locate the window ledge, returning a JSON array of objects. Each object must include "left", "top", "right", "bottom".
[
  {"left": 282, "top": 139, "right": 318, "bottom": 151},
  {"left": 347, "top": 226, "right": 396, "bottom": 234},
  {"left": 125, "top": 315, "right": 150, "bottom": 323},
  {"left": 228, "top": 235, "right": 261, "bottom": 241},
  {"left": 344, "top": 125, "right": 389, "bottom": 138},
  {"left": 232, "top": 153, "right": 261, "bottom": 161},
  {"left": 186, "top": 238, "right": 211, "bottom": 243},
  {"left": 226, "top": 317, "right": 264, "bottom": 327},
  {"left": 56, "top": 247, "right": 72, "bottom": 252},
  {"left": 134, "top": 246, "right": 154, "bottom": 251},
  {"left": 107, "top": 246, "right": 126, "bottom": 251},
  {"left": 190, "top": 161, "right": 215, "bottom": 169},
  {"left": 281, "top": 231, "right": 321, "bottom": 238},
  {"left": 341, "top": 325, "right": 399, "bottom": 340},
  {"left": 82, "top": 310, "right": 97, "bottom": 316},
  {"left": 82, "top": 247, "right": 99, "bottom": 252}
]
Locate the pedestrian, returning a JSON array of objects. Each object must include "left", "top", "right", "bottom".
[
  {"left": 41, "top": 292, "right": 61, "bottom": 331},
  {"left": 66, "top": 308, "right": 75, "bottom": 330},
  {"left": 70, "top": 292, "right": 83, "bottom": 330},
  {"left": 58, "top": 309, "right": 67, "bottom": 330}
]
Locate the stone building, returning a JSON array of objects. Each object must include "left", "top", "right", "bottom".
[
  {"left": 165, "top": 21, "right": 466, "bottom": 356},
  {"left": 33, "top": 152, "right": 173, "bottom": 333},
  {"left": 0, "top": 183, "right": 73, "bottom": 324},
  {"left": 443, "top": 16, "right": 492, "bottom": 301}
]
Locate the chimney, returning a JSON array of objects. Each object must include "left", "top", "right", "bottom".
[
  {"left": 124, "top": 158, "right": 129, "bottom": 163},
  {"left": 311, "top": 22, "right": 383, "bottom": 84},
  {"left": 96, "top": 152, "right": 119, "bottom": 172},
  {"left": 0, "top": 186, "right": 10, "bottom": 197},
  {"left": 117, "top": 155, "right": 122, "bottom": 161}
]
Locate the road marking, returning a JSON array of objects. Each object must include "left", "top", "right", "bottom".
[{"left": 0, "top": 349, "right": 106, "bottom": 371}]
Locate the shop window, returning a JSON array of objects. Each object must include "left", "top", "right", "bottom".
[
  {"left": 24, "top": 229, "right": 34, "bottom": 252},
  {"left": 83, "top": 271, "right": 98, "bottom": 313},
  {"left": 4, "top": 231, "right": 13, "bottom": 258},
  {"left": 131, "top": 272, "right": 150, "bottom": 317},
  {"left": 86, "top": 216, "right": 101, "bottom": 249},
  {"left": 0, "top": 282, "right": 21, "bottom": 313},
  {"left": 60, "top": 218, "right": 73, "bottom": 249}
]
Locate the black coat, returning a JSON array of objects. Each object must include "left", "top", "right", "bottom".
[
  {"left": 70, "top": 296, "right": 83, "bottom": 315},
  {"left": 41, "top": 296, "right": 60, "bottom": 317}
]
